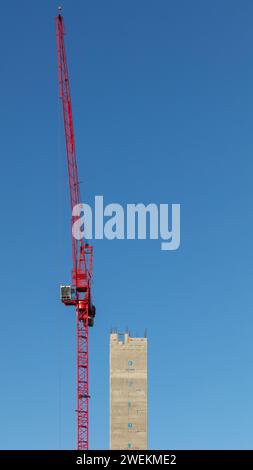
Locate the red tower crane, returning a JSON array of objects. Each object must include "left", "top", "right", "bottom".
[{"left": 55, "top": 10, "right": 96, "bottom": 450}]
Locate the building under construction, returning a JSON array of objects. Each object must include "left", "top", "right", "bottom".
[
  {"left": 56, "top": 9, "right": 147, "bottom": 450},
  {"left": 110, "top": 332, "right": 148, "bottom": 450}
]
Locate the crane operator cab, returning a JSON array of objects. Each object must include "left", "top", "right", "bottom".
[
  {"left": 60, "top": 285, "right": 76, "bottom": 305},
  {"left": 60, "top": 285, "right": 96, "bottom": 327}
]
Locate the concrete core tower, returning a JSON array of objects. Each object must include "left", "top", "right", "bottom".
[{"left": 110, "top": 332, "right": 147, "bottom": 450}]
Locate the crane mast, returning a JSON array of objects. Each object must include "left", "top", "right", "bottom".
[{"left": 55, "top": 11, "right": 96, "bottom": 450}]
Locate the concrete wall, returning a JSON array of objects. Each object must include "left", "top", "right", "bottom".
[{"left": 110, "top": 333, "right": 147, "bottom": 450}]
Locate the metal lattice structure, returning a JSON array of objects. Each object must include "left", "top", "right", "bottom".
[{"left": 55, "top": 11, "right": 96, "bottom": 450}]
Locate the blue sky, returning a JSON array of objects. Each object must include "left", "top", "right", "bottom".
[{"left": 0, "top": 0, "right": 253, "bottom": 449}]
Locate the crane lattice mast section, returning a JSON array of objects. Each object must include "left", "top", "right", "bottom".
[{"left": 55, "top": 10, "right": 96, "bottom": 450}]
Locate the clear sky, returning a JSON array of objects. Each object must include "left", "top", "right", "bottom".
[{"left": 0, "top": 0, "right": 253, "bottom": 450}]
